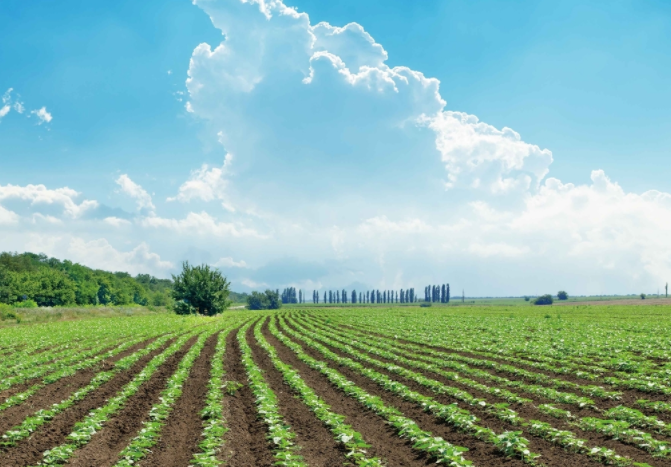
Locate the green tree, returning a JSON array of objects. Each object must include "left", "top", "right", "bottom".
[
  {"left": 247, "top": 289, "right": 281, "bottom": 310},
  {"left": 171, "top": 262, "right": 231, "bottom": 315},
  {"left": 534, "top": 294, "right": 554, "bottom": 305},
  {"left": 557, "top": 290, "right": 568, "bottom": 300}
]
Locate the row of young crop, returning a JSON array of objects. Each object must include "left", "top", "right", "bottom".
[
  {"left": 0, "top": 311, "right": 267, "bottom": 467},
  {"left": 337, "top": 311, "right": 671, "bottom": 384},
  {"left": 266, "top": 316, "right": 474, "bottom": 466},
  {"left": 278, "top": 315, "right": 542, "bottom": 464},
  {"left": 283, "top": 314, "right": 664, "bottom": 466},
  {"left": 326, "top": 307, "right": 670, "bottom": 371},
  {"left": 314, "top": 312, "right": 671, "bottom": 397}
]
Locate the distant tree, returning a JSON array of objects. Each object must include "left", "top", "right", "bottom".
[
  {"left": 342, "top": 289, "right": 347, "bottom": 304},
  {"left": 640, "top": 293, "right": 646, "bottom": 300},
  {"left": 247, "top": 289, "right": 281, "bottom": 310},
  {"left": 352, "top": 289, "right": 357, "bottom": 303},
  {"left": 172, "top": 262, "right": 231, "bottom": 315},
  {"left": 324, "top": 291, "right": 327, "bottom": 303},
  {"left": 446, "top": 284, "right": 450, "bottom": 303},
  {"left": 557, "top": 291, "right": 568, "bottom": 300},
  {"left": 534, "top": 294, "right": 554, "bottom": 306},
  {"left": 441, "top": 284, "right": 445, "bottom": 303},
  {"left": 523, "top": 296, "right": 530, "bottom": 302}
]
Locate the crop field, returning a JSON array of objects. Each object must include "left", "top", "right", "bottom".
[{"left": 1, "top": 306, "right": 671, "bottom": 466}]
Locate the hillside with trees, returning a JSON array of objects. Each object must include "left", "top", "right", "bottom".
[{"left": 0, "top": 252, "right": 172, "bottom": 307}]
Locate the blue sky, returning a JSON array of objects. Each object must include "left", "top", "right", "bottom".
[{"left": 1, "top": 0, "right": 670, "bottom": 296}]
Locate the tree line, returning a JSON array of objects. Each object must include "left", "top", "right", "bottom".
[
  {"left": 309, "top": 288, "right": 417, "bottom": 304},
  {"left": 425, "top": 284, "right": 450, "bottom": 303},
  {"left": 0, "top": 252, "right": 172, "bottom": 307}
]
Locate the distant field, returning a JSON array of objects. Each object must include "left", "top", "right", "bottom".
[{"left": 2, "top": 305, "right": 671, "bottom": 466}]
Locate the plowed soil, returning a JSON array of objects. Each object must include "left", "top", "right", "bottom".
[
  {"left": 141, "top": 332, "right": 219, "bottom": 467},
  {"left": 0, "top": 337, "right": 157, "bottom": 435},
  {"left": 247, "top": 324, "right": 347, "bottom": 466},
  {"left": 0, "top": 338, "right": 174, "bottom": 467},
  {"left": 67, "top": 335, "right": 199, "bottom": 467},
  {"left": 221, "top": 329, "right": 276, "bottom": 467}
]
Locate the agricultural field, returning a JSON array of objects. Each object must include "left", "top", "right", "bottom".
[{"left": 2, "top": 306, "right": 671, "bottom": 466}]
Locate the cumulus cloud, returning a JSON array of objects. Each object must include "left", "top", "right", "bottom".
[
  {"left": 115, "top": 175, "right": 155, "bottom": 213},
  {"left": 31, "top": 107, "right": 52, "bottom": 124},
  {"left": 0, "top": 183, "right": 98, "bottom": 218},
  {"left": 141, "top": 211, "right": 265, "bottom": 238},
  {"left": 103, "top": 217, "right": 132, "bottom": 227},
  {"left": 168, "top": 153, "right": 234, "bottom": 211}
]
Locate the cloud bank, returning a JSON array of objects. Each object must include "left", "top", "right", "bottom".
[{"left": 1, "top": 0, "right": 669, "bottom": 296}]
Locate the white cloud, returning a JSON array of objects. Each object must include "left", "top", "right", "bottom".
[
  {"left": 31, "top": 107, "right": 52, "bottom": 124},
  {"left": 103, "top": 217, "right": 132, "bottom": 227},
  {"left": 0, "top": 105, "right": 9, "bottom": 119},
  {"left": 115, "top": 175, "right": 155, "bottom": 212},
  {"left": 168, "top": 153, "right": 234, "bottom": 211},
  {"left": 0, "top": 205, "right": 19, "bottom": 225},
  {"left": 424, "top": 111, "right": 553, "bottom": 191},
  {"left": 141, "top": 211, "right": 266, "bottom": 238},
  {"left": 214, "top": 256, "right": 248, "bottom": 268},
  {"left": 0, "top": 183, "right": 98, "bottom": 218}
]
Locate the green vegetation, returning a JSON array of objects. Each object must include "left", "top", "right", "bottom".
[
  {"left": 247, "top": 289, "right": 281, "bottom": 310},
  {"left": 172, "top": 262, "right": 232, "bottom": 315},
  {"left": 0, "top": 251, "right": 172, "bottom": 307},
  {"left": 534, "top": 294, "right": 554, "bottom": 305}
]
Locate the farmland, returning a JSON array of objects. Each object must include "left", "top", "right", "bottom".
[{"left": 1, "top": 306, "right": 671, "bottom": 466}]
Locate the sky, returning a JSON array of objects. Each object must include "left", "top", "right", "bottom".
[{"left": 1, "top": 0, "right": 670, "bottom": 296}]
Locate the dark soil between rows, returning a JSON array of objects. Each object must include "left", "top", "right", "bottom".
[
  {"left": 0, "top": 337, "right": 158, "bottom": 436},
  {"left": 221, "top": 328, "right": 276, "bottom": 467},
  {"left": 261, "top": 319, "right": 450, "bottom": 466},
  {"left": 0, "top": 337, "right": 176, "bottom": 467},
  {"left": 141, "top": 332, "right": 219, "bottom": 467},
  {"left": 247, "top": 322, "right": 347, "bottom": 466},
  {"left": 66, "top": 335, "right": 199, "bottom": 467},
  {"left": 337, "top": 320, "right": 671, "bottom": 424},
  {"left": 279, "top": 317, "right": 527, "bottom": 467},
  {"left": 291, "top": 317, "right": 671, "bottom": 466}
]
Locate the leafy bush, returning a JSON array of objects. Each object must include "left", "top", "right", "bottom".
[
  {"left": 247, "top": 290, "right": 282, "bottom": 310},
  {"left": 557, "top": 291, "right": 568, "bottom": 300},
  {"left": 171, "top": 262, "right": 231, "bottom": 316},
  {"left": 534, "top": 294, "right": 554, "bottom": 305},
  {"left": 13, "top": 299, "right": 37, "bottom": 308},
  {"left": 0, "top": 304, "right": 18, "bottom": 321},
  {"left": 419, "top": 303, "right": 432, "bottom": 308},
  {"left": 523, "top": 296, "right": 530, "bottom": 302}
]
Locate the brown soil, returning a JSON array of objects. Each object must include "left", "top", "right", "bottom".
[
  {"left": 141, "top": 332, "right": 219, "bottom": 467},
  {"left": 247, "top": 322, "right": 347, "bottom": 466},
  {"left": 220, "top": 328, "right": 276, "bottom": 467},
  {"left": 278, "top": 318, "right": 527, "bottom": 466},
  {"left": 0, "top": 337, "right": 157, "bottom": 436},
  {"left": 318, "top": 328, "right": 664, "bottom": 466},
  {"left": 282, "top": 317, "right": 670, "bottom": 467},
  {"left": 262, "top": 319, "right": 452, "bottom": 466},
  {"left": 0, "top": 338, "right": 174, "bottom": 467},
  {"left": 66, "top": 335, "right": 199, "bottom": 467}
]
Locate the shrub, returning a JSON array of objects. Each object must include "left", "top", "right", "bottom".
[
  {"left": 557, "top": 291, "right": 568, "bottom": 300},
  {"left": 13, "top": 299, "right": 38, "bottom": 308},
  {"left": 171, "top": 262, "right": 231, "bottom": 316},
  {"left": 247, "top": 290, "right": 282, "bottom": 310},
  {"left": 0, "top": 304, "right": 18, "bottom": 321},
  {"left": 419, "top": 303, "right": 432, "bottom": 308},
  {"left": 534, "top": 294, "right": 554, "bottom": 306},
  {"left": 523, "top": 296, "right": 530, "bottom": 302},
  {"left": 640, "top": 293, "right": 646, "bottom": 300}
]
